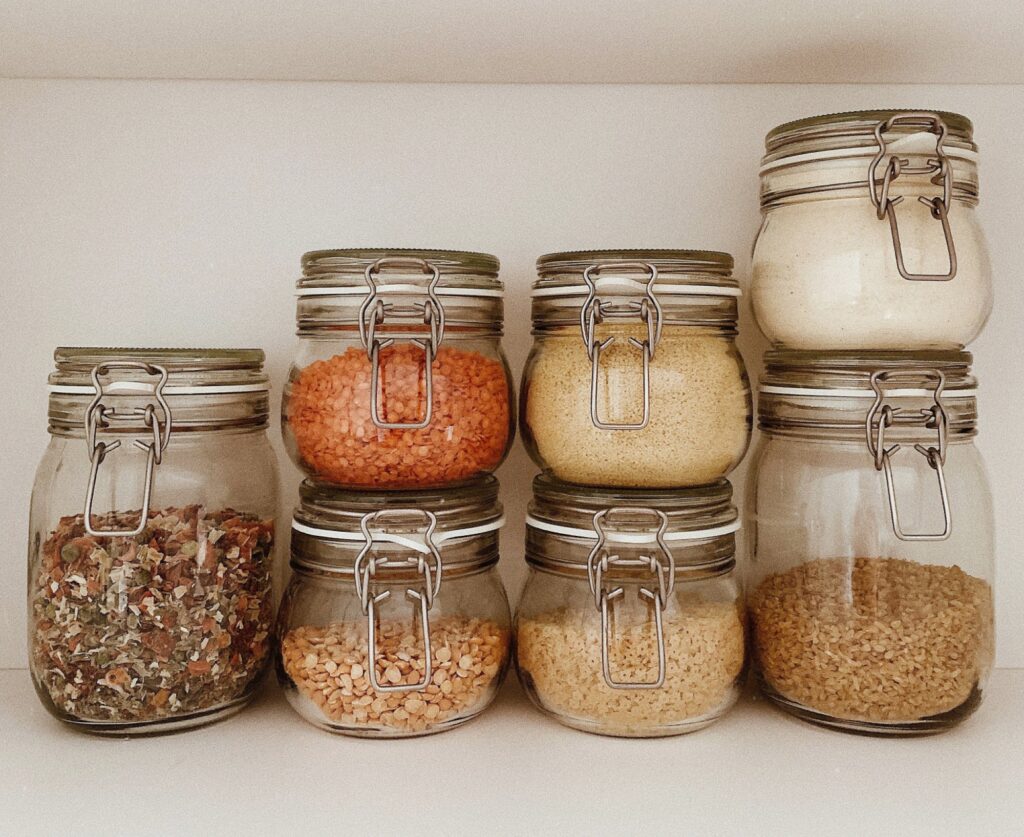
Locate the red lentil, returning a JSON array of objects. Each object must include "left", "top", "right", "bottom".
[{"left": 286, "top": 344, "right": 510, "bottom": 488}]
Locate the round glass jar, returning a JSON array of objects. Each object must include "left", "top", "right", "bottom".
[
  {"left": 515, "top": 475, "right": 746, "bottom": 737},
  {"left": 276, "top": 478, "right": 511, "bottom": 737},
  {"left": 29, "top": 348, "right": 279, "bottom": 735},
  {"left": 283, "top": 249, "right": 514, "bottom": 489},
  {"left": 746, "top": 351, "right": 994, "bottom": 734},
  {"left": 752, "top": 110, "right": 992, "bottom": 350},
  {"left": 521, "top": 250, "right": 752, "bottom": 487}
]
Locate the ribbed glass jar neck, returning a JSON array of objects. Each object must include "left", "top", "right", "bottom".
[{"left": 47, "top": 347, "right": 269, "bottom": 435}]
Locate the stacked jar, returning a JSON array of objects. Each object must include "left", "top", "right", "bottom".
[
  {"left": 747, "top": 111, "right": 995, "bottom": 734},
  {"left": 515, "top": 250, "right": 753, "bottom": 736},
  {"left": 276, "top": 249, "right": 515, "bottom": 736}
]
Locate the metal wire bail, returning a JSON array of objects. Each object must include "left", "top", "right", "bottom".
[
  {"left": 352, "top": 509, "right": 443, "bottom": 693},
  {"left": 865, "top": 369, "right": 952, "bottom": 541},
  {"left": 358, "top": 256, "right": 445, "bottom": 430},
  {"left": 585, "top": 507, "right": 673, "bottom": 690},
  {"left": 868, "top": 112, "right": 958, "bottom": 282},
  {"left": 83, "top": 361, "right": 172, "bottom": 538}
]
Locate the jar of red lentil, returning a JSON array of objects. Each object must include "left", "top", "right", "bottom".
[
  {"left": 521, "top": 250, "right": 752, "bottom": 488},
  {"left": 283, "top": 249, "right": 514, "bottom": 489},
  {"left": 29, "top": 348, "right": 279, "bottom": 735},
  {"left": 747, "top": 351, "right": 994, "bottom": 734},
  {"left": 515, "top": 475, "right": 746, "bottom": 737},
  {"left": 276, "top": 477, "right": 511, "bottom": 737}
]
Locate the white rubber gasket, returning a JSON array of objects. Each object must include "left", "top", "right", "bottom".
[
  {"left": 525, "top": 515, "right": 740, "bottom": 543},
  {"left": 532, "top": 278, "right": 741, "bottom": 299},
  {"left": 759, "top": 385, "right": 977, "bottom": 399},
  {"left": 291, "top": 516, "right": 506, "bottom": 555},
  {"left": 49, "top": 382, "right": 270, "bottom": 396}
]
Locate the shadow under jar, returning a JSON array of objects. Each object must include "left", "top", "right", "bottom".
[
  {"left": 515, "top": 476, "right": 746, "bottom": 737},
  {"left": 283, "top": 249, "right": 514, "bottom": 489},
  {"left": 746, "top": 351, "right": 994, "bottom": 735},
  {"left": 29, "top": 348, "right": 279, "bottom": 735},
  {"left": 521, "top": 250, "right": 752, "bottom": 488},
  {"left": 752, "top": 110, "right": 991, "bottom": 350},
  {"left": 277, "top": 478, "right": 511, "bottom": 737}
]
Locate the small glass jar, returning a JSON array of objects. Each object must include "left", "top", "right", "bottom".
[
  {"left": 515, "top": 476, "right": 746, "bottom": 737},
  {"left": 29, "top": 348, "right": 279, "bottom": 734},
  {"left": 747, "top": 351, "right": 995, "bottom": 734},
  {"left": 752, "top": 110, "right": 992, "bottom": 350},
  {"left": 276, "top": 478, "right": 511, "bottom": 737},
  {"left": 521, "top": 250, "right": 752, "bottom": 488},
  {"left": 282, "top": 249, "right": 514, "bottom": 489}
]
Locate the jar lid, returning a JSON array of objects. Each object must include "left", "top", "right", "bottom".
[
  {"left": 765, "top": 109, "right": 975, "bottom": 155},
  {"left": 291, "top": 477, "right": 504, "bottom": 573},
  {"left": 526, "top": 474, "right": 739, "bottom": 548}
]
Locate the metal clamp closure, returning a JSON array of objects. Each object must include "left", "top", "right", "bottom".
[
  {"left": 83, "top": 362, "right": 172, "bottom": 538},
  {"left": 358, "top": 257, "right": 445, "bottom": 430},
  {"left": 865, "top": 370, "right": 951, "bottom": 542},
  {"left": 353, "top": 509, "right": 443, "bottom": 693},
  {"left": 586, "top": 508, "right": 673, "bottom": 689},
  {"left": 579, "top": 262, "right": 662, "bottom": 430},
  {"left": 868, "top": 112, "right": 958, "bottom": 282}
]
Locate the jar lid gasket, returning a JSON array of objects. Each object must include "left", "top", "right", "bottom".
[
  {"left": 525, "top": 515, "right": 740, "bottom": 543},
  {"left": 292, "top": 515, "right": 505, "bottom": 554}
]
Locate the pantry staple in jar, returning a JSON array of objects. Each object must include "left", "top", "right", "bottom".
[
  {"left": 28, "top": 349, "right": 279, "bottom": 733},
  {"left": 522, "top": 251, "right": 751, "bottom": 488},
  {"left": 283, "top": 249, "right": 514, "bottom": 488},
  {"left": 277, "top": 478, "right": 511, "bottom": 737},
  {"left": 752, "top": 110, "right": 991, "bottom": 349},
  {"left": 515, "top": 476, "right": 746, "bottom": 737},
  {"left": 746, "top": 351, "right": 995, "bottom": 733}
]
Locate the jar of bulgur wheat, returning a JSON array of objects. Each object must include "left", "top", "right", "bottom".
[
  {"left": 752, "top": 110, "right": 991, "bottom": 350},
  {"left": 515, "top": 475, "right": 746, "bottom": 737},
  {"left": 277, "top": 478, "right": 511, "bottom": 737},
  {"left": 521, "top": 250, "right": 751, "bottom": 488},
  {"left": 747, "top": 351, "right": 994, "bottom": 734},
  {"left": 29, "top": 348, "right": 279, "bottom": 734},
  {"left": 283, "top": 249, "right": 514, "bottom": 489}
]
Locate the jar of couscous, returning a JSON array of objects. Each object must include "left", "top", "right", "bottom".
[
  {"left": 29, "top": 348, "right": 279, "bottom": 734},
  {"left": 521, "top": 250, "right": 752, "bottom": 488},
  {"left": 283, "top": 249, "right": 515, "bottom": 489},
  {"left": 515, "top": 475, "right": 746, "bottom": 737},
  {"left": 276, "top": 478, "right": 511, "bottom": 737},
  {"left": 747, "top": 351, "right": 994, "bottom": 734},
  {"left": 752, "top": 110, "right": 991, "bottom": 350}
]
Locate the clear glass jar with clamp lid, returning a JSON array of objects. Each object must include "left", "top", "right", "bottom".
[
  {"left": 747, "top": 351, "right": 995, "bottom": 734},
  {"left": 276, "top": 478, "right": 511, "bottom": 737},
  {"left": 283, "top": 249, "right": 514, "bottom": 489},
  {"left": 28, "top": 348, "right": 279, "bottom": 734},
  {"left": 515, "top": 475, "right": 746, "bottom": 737},
  {"left": 521, "top": 250, "right": 752, "bottom": 488}
]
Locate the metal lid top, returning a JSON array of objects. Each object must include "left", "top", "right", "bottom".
[
  {"left": 299, "top": 248, "right": 502, "bottom": 293},
  {"left": 765, "top": 109, "right": 975, "bottom": 153}
]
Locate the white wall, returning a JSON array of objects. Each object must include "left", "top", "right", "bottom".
[{"left": 1, "top": 80, "right": 1021, "bottom": 670}]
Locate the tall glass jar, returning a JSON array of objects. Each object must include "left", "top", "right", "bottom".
[
  {"left": 521, "top": 250, "right": 752, "bottom": 488},
  {"left": 276, "top": 478, "right": 511, "bottom": 737},
  {"left": 282, "top": 249, "right": 514, "bottom": 489},
  {"left": 29, "top": 348, "right": 279, "bottom": 734},
  {"left": 516, "top": 476, "right": 746, "bottom": 737},
  {"left": 752, "top": 110, "right": 991, "bottom": 350},
  {"left": 746, "top": 351, "right": 995, "bottom": 734}
]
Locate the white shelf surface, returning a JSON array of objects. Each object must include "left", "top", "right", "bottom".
[
  {"left": 1, "top": 0, "right": 1023, "bottom": 84},
  {"left": 1, "top": 668, "right": 1021, "bottom": 836}
]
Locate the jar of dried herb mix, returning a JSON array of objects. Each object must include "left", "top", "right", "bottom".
[
  {"left": 752, "top": 110, "right": 991, "bottom": 349},
  {"left": 516, "top": 476, "right": 746, "bottom": 737},
  {"left": 277, "top": 478, "right": 511, "bottom": 737},
  {"left": 747, "top": 351, "right": 994, "bottom": 734},
  {"left": 521, "top": 250, "right": 752, "bottom": 488},
  {"left": 283, "top": 249, "right": 514, "bottom": 489},
  {"left": 29, "top": 349, "right": 279, "bottom": 734}
]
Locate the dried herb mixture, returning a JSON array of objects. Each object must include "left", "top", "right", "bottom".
[{"left": 31, "top": 505, "right": 275, "bottom": 725}]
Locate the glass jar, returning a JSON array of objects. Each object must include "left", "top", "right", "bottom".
[
  {"left": 752, "top": 110, "right": 992, "bottom": 350},
  {"left": 521, "top": 250, "right": 752, "bottom": 488},
  {"left": 276, "top": 478, "right": 511, "bottom": 737},
  {"left": 29, "top": 348, "right": 279, "bottom": 734},
  {"left": 283, "top": 249, "right": 514, "bottom": 489},
  {"left": 515, "top": 475, "right": 746, "bottom": 737},
  {"left": 747, "top": 351, "right": 995, "bottom": 734}
]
